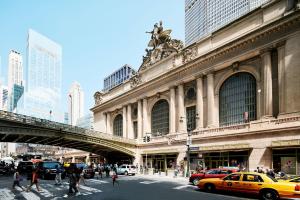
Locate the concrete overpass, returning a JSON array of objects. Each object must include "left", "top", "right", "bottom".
[{"left": 0, "top": 110, "right": 136, "bottom": 162}]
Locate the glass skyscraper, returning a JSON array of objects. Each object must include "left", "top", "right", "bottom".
[
  {"left": 22, "top": 29, "right": 62, "bottom": 122},
  {"left": 185, "top": 0, "right": 270, "bottom": 46}
]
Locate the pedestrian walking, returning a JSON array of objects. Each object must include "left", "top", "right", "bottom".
[
  {"left": 65, "top": 168, "right": 80, "bottom": 197},
  {"left": 12, "top": 170, "right": 25, "bottom": 191},
  {"left": 26, "top": 168, "right": 41, "bottom": 192},
  {"left": 78, "top": 167, "right": 86, "bottom": 186},
  {"left": 112, "top": 171, "right": 119, "bottom": 186},
  {"left": 55, "top": 165, "right": 62, "bottom": 185}
]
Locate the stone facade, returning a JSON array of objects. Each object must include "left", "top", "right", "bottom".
[{"left": 91, "top": 0, "right": 300, "bottom": 175}]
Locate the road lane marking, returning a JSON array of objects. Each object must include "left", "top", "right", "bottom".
[
  {"left": 173, "top": 185, "right": 198, "bottom": 190},
  {"left": 15, "top": 187, "right": 40, "bottom": 200},
  {"left": 0, "top": 188, "right": 15, "bottom": 200},
  {"left": 139, "top": 180, "right": 161, "bottom": 184}
]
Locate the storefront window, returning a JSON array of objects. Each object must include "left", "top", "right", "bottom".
[{"left": 273, "top": 149, "right": 299, "bottom": 175}]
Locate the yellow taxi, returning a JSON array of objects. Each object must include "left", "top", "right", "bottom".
[{"left": 197, "top": 172, "right": 300, "bottom": 200}]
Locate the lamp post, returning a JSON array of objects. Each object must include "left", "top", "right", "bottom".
[{"left": 186, "top": 129, "right": 192, "bottom": 177}]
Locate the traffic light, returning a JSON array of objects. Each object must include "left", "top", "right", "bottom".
[
  {"left": 146, "top": 136, "right": 150, "bottom": 142},
  {"left": 143, "top": 136, "right": 146, "bottom": 142}
]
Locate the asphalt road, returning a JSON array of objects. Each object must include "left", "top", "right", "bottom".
[{"left": 0, "top": 174, "right": 256, "bottom": 200}]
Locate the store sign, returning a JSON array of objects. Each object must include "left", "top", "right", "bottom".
[
  {"left": 272, "top": 140, "right": 300, "bottom": 147},
  {"left": 199, "top": 143, "right": 250, "bottom": 151},
  {"left": 189, "top": 146, "right": 199, "bottom": 151}
]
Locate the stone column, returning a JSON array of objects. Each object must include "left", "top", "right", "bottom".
[
  {"left": 178, "top": 84, "right": 187, "bottom": 132},
  {"left": 196, "top": 77, "right": 204, "bottom": 129},
  {"left": 127, "top": 104, "right": 133, "bottom": 139},
  {"left": 277, "top": 44, "right": 286, "bottom": 114},
  {"left": 123, "top": 106, "right": 127, "bottom": 138},
  {"left": 138, "top": 100, "right": 143, "bottom": 139},
  {"left": 261, "top": 50, "right": 273, "bottom": 118},
  {"left": 106, "top": 112, "right": 111, "bottom": 134},
  {"left": 143, "top": 98, "right": 149, "bottom": 135},
  {"left": 248, "top": 148, "right": 272, "bottom": 172},
  {"left": 207, "top": 73, "right": 215, "bottom": 127},
  {"left": 169, "top": 87, "right": 176, "bottom": 133}
]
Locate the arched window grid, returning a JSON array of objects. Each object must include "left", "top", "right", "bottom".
[
  {"left": 151, "top": 99, "right": 169, "bottom": 135},
  {"left": 113, "top": 114, "right": 123, "bottom": 137},
  {"left": 219, "top": 72, "right": 256, "bottom": 127}
]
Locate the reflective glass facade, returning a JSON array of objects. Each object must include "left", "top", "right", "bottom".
[
  {"left": 23, "top": 29, "right": 62, "bottom": 122},
  {"left": 219, "top": 73, "right": 256, "bottom": 126},
  {"left": 151, "top": 100, "right": 169, "bottom": 135},
  {"left": 185, "top": 0, "right": 270, "bottom": 46}
]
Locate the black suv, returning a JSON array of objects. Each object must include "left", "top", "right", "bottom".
[
  {"left": 65, "top": 163, "right": 95, "bottom": 178},
  {"left": 36, "top": 161, "right": 65, "bottom": 179},
  {"left": 17, "top": 161, "right": 34, "bottom": 174}
]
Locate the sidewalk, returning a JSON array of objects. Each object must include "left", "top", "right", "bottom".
[{"left": 135, "top": 174, "right": 189, "bottom": 185}]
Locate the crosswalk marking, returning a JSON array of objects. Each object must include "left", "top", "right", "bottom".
[
  {"left": 32, "top": 185, "right": 54, "bottom": 198},
  {"left": 15, "top": 187, "right": 40, "bottom": 200},
  {"left": 87, "top": 179, "right": 109, "bottom": 184},
  {"left": 78, "top": 185, "right": 102, "bottom": 193},
  {"left": 0, "top": 188, "right": 15, "bottom": 200},
  {"left": 139, "top": 180, "right": 161, "bottom": 184}
]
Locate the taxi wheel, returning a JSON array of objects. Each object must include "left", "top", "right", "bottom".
[
  {"left": 204, "top": 183, "right": 215, "bottom": 193},
  {"left": 193, "top": 178, "right": 200, "bottom": 186},
  {"left": 260, "top": 189, "right": 279, "bottom": 200}
]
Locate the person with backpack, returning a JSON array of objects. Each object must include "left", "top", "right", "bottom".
[{"left": 12, "top": 170, "right": 25, "bottom": 191}]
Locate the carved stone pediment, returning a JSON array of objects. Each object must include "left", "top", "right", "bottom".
[
  {"left": 130, "top": 72, "right": 142, "bottom": 88},
  {"left": 182, "top": 46, "right": 198, "bottom": 63},
  {"left": 139, "top": 21, "right": 183, "bottom": 71},
  {"left": 94, "top": 91, "right": 104, "bottom": 105}
]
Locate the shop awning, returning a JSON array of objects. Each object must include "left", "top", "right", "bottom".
[
  {"left": 272, "top": 139, "right": 300, "bottom": 148},
  {"left": 199, "top": 143, "right": 250, "bottom": 152}
]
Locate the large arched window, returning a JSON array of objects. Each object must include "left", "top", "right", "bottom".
[
  {"left": 219, "top": 72, "right": 256, "bottom": 126},
  {"left": 113, "top": 114, "right": 123, "bottom": 137},
  {"left": 151, "top": 99, "right": 169, "bottom": 135}
]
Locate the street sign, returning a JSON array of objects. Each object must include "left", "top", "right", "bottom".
[{"left": 189, "top": 146, "right": 199, "bottom": 151}]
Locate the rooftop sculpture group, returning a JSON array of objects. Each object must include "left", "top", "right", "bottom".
[{"left": 140, "top": 21, "right": 183, "bottom": 71}]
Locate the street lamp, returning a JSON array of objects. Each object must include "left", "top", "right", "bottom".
[{"left": 186, "top": 128, "right": 192, "bottom": 177}]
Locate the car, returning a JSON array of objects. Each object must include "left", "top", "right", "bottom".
[
  {"left": 117, "top": 164, "right": 136, "bottom": 175},
  {"left": 66, "top": 163, "right": 95, "bottom": 178},
  {"left": 198, "top": 172, "right": 300, "bottom": 200},
  {"left": 36, "top": 161, "right": 65, "bottom": 180},
  {"left": 189, "top": 168, "right": 238, "bottom": 185},
  {"left": 17, "top": 161, "right": 34, "bottom": 174}
]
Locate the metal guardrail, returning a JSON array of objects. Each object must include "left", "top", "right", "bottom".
[{"left": 0, "top": 110, "right": 136, "bottom": 145}]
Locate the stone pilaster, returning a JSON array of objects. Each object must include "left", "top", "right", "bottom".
[
  {"left": 207, "top": 73, "right": 215, "bottom": 127},
  {"left": 178, "top": 84, "right": 187, "bottom": 132},
  {"left": 122, "top": 106, "right": 127, "bottom": 138},
  {"left": 143, "top": 98, "right": 150, "bottom": 135},
  {"left": 127, "top": 104, "right": 133, "bottom": 139},
  {"left": 196, "top": 77, "right": 204, "bottom": 129},
  {"left": 106, "top": 112, "right": 111, "bottom": 134},
  {"left": 277, "top": 44, "right": 286, "bottom": 115},
  {"left": 261, "top": 50, "right": 273, "bottom": 118},
  {"left": 169, "top": 87, "right": 176, "bottom": 133},
  {"left": 138, "top": 100, "right": 143, "bottom": 139},
  {"left": 248, "top": 148, "right": 272, "bottom": 172}
]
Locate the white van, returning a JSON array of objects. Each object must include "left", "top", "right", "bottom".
[{"left": 117, "top": 164, "right": 137, "bottom": 175}]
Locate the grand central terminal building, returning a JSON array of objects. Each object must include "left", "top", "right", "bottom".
[{"left": 91, "top": 0, "right": 300, "bottom": 175}]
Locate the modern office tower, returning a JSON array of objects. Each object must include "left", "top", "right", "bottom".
[
  {"left": 64, "top": 112, "right": 69, "bottom": 124},
  {"left": 76, "top": 113, "right": 94, "bottom": 130},
  {"left": 103, "top": 64, "right": 136, "bottom": 92},
  {"left": 0, "top": 85, "right": 8, "bottom": 111},
  {"left": 7, "top": 50, "right": 24, "bottom": 112},
  {"left": 24, "top": 29, "right": 62, "bottom": 122},
  {"left": 185, "top": 0, "right": 270, "bottom": 46},
  {"left": 68, "top": 82, "right": 84, "bottom": 126}
]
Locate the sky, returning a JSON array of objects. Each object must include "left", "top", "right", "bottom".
[{"left": 0, "top": 0, "right": 185, "bottom": 115}]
